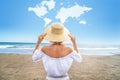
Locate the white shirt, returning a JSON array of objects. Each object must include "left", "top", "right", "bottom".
[{"left": 32, "top": 49, "right": 82, "bottom": 77}]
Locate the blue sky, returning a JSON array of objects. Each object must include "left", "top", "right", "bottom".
[{"left": 0, "top": 0, "right": 120, "bottom": 44}]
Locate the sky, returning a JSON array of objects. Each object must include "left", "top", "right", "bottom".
[{"left": 0, "top": 0, "right": 120, "bottom": 44}]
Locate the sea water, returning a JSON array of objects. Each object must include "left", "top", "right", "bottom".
[
  {"left": 0, "top": 42, "right": 120, "bottom": 55},
  {"left": 0, "top": 42, "right": 43, "bottom": 54}
]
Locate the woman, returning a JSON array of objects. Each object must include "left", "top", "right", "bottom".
[{"left": 32, "top": 23, "right": 82, "bottom": 80}]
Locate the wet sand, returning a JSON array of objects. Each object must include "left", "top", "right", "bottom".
[{"left": 0, "top": 54, "right": 120, "bottom": 80}]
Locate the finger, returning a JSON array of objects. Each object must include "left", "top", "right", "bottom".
[
  {"left": 43, "top": 33, "right": 47, "bottom": 36},
  {"left": 68, "top": 34, "right": 72, "bottom": 37},
  {"left": 68, "top": 34, "right": 74, "bottom": 39}
]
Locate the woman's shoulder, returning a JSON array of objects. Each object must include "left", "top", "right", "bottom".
[
  {"left": 41, "top": 46, "right": 49, "bottom": 52},
  {"left": 41, "top": 45, "right": 73, "bottom": 58},
  {"left": 64, "top": 46, "right": 73, "bottom": 54}
]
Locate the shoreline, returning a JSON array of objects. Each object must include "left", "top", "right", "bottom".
[
  {"left": 0, "top": 54, "right": 120, "bottom": 80},
  {"left": 0, "top": 52, "right": 119, "bottom": 56}
]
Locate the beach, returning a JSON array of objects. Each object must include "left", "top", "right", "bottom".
[{"left": 0, "top": 54, "right": 120, "bottom": 80}]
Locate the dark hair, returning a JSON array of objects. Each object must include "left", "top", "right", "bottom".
[{"left": 52, "top": 42, "right": 62, "bottom": 45}]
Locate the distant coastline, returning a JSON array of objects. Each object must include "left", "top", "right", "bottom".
[{"left": 0, "top": 42, "right": 120, "bottom": 55}]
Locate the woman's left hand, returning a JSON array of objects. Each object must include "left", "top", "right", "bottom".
[
  {"left": 33, "top": 33, "right": 47, "bottom": 52},
  {"left": 38, "top": 33, "right": 47, "bottom": 41}
]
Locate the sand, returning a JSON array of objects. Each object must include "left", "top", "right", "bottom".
[{"left": 0, "top": 54, "right": 120, "bottom": 80}]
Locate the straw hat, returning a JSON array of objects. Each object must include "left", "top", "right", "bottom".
[{"left": 44, "top": 23, "right": 70, "bottom": 42}]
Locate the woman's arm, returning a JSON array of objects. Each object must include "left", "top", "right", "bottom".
[
  {"left": 68, "top": 34, "right": 79, "bottom": 53},
  {"left": 33, "top": 33, "right": 46, "bottom": 53}
]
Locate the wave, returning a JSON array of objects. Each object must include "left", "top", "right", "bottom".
[
  {"left": 0, "top": 45, "right": 34, "bottom": 50},
  {"left": 78, "top": 47, "right": 119, "bottom": 50},
  {"left": 14, "top": 48, "right": 34, "bottom": 49},
  {"left": 0, "top": 45, "right": 16, "bottom": 48},
  {"left": 0, "top": 44, "right": 119, "bottom": 50}
]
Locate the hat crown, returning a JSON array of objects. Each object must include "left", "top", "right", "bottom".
[
  {"left": 44, "top": 22, "right": 70, "bottom": 42},
  {"left": 51, "top": 23, "right": 64, "bottom": 35}
]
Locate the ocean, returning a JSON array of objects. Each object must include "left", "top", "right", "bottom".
[{"left": 0, "top": 42, "right": 120, "bottom": 55}]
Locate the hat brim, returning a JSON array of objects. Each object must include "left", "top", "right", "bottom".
[{"left": 44, "top": 26, "right": 70, "bottom": 42}]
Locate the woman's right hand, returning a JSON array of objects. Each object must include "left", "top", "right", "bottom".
[{"left": 68, "top": 34, "right": 78, "bottom": 53}]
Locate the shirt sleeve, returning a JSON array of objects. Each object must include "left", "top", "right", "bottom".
[
  {"left": 32, "top": 49, "right": 44, "bottom": 62},
  {"left": 70, "top": 50, "right": 82, "bottom": 63}
]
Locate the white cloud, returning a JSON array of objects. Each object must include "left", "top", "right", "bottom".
[
  {"left": 28, "top": 1, "right": 92, "bottom": 26},
  {"left": 28, "top": 0, "right": 55, "bottom": 17},
  {"left": 41, "top": 0, "right": 55, "bottom": 10},
  {"left": 56, "top": 4, "right": 92, "bottom": 23},
  {"left": 44, "top": 18, "right": 52, "bottom": 27},
  {"left": 79, "top": 20, "right": 87, "bottom": 24},
  {"left": 46, "top": 0, "right": 55, "bottom": 10},
  {"left": 28, "top": 5, "right": 48, "bottom": 17}
]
